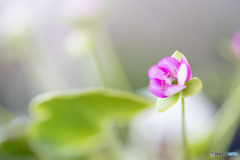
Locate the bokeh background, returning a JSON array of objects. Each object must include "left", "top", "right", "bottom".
[
  {"left": 0, "top": 0, "right": 240, "bottom": 159},
  {"left": 1, "top": 0, "right": 240, "bottom": 114}
]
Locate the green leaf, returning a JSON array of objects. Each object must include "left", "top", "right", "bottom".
[
  {"left": 0, "top": 104, "right": 14, "bottom": 125},
  {"left": 171, "top": 50, "right": 187, "bottom": 62},
  {"left": 208, "top": 81, "right": 240, "bottom": 153},
  {"left": 0, "top": 136, "right": 39, "bottom": 160},
  {"left": 0, "top": 117, "right": 39, "bottom": 160},
  {"left": 157, "top": 92, "right": 180, "bottom": 113},
  {"left": 27, "top": 88, "right": 153, "bottom": 159},
  {"left": 182, "top": 77, "right": 203, "bottom": 98}
]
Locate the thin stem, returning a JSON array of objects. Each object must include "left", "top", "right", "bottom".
[
  {"left": 90, "top": 35, "right": 108, "bottom": 88},
  {"left": 182, "top": 97, "right": 188, "bottom": 160},
  {"left": 100, "top": 27, "right": 132, "bottom": 91},
  {"left": 207, "top": 80, "right": 240, "bottom": 156},
  {"left": 18, "top": 56, "right": 44, "bottom": 92},
  {"left": 230, "top": 65, "right": 240, "bottom": 93}
]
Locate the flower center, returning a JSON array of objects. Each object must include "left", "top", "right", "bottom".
[{"left": 171, "top": 78, "right": 178, "bottom": 85}]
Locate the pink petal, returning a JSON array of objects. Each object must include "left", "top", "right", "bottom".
[
  {"left": 148, "top": 65, "right": 166, "bottom": 80},
  {"left": 177, "top": 63, "right": 188, "bottom": 85},
  {"left": 149, "top": 79, "right": 170, "bottom": 98},
  {"left": 232, "top": 31, "right": 240, "bottom": 49},
  {"left": 164, "top": 85, "right": 187, "bottom": 97},
  {"left": 231, "top": 31, "right": 240, "bottom": 58},
  {"left": 157, "top": 57, "right": 180, "bottom": 78},
  {"left": 180, "top": 56, "right": 191, "bottom": 82}
]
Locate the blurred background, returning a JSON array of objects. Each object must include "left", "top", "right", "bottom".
[
  {"left": 0, "top": 0, "right": 240, "bottom": 159},
  {"left": 1, "top": 0, "right": 240, "bottom": 113}
]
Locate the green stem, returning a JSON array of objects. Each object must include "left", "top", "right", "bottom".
[
  {"left": 100, "top": 28, "right": 132, "bottom": 91},
  {"left": 182, "top": 97, "right": 189, "bottom": 160},
  {"left": 18, "top": 50, "right": 69, "bottom": 93},
  {"left": 207, "top": 82, "right": 240, "bottom": 155},
  {"left": 90, "top": 32, "right": 108, "bottom": 88},
  {"left": 0, "top": 104, "right": 14, "bottom": 125},
  {"left": 230, "top": 65, "right": 240, "bottom": 93},
  {"left": 18, "top": 56, "right": 44, "bottom": 92}
]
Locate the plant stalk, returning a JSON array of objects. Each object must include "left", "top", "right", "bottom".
[
  {"left": 182, "top": 97, "right": 189, "bottom": 160},
  {"left": 89, "top": 30, "right": 108, "bottom": 88}
]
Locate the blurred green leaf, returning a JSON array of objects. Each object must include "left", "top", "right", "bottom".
[
  {"left": 157, "top": 92, "right": 180, "bottom": 113},
  {"left": 182, "top": 78, "right": 203, "bottom": 98},
  {"left": 191, "top": 79, "right": 240, "bottom": 160},
  {"left": 208, "top": 82, "right": 240, "bottom": 154},
  {"left": 27, "top": 88, "right": 153, "bottom": 159},
  {"left": 0, "top": 104, "right": 14, "bottom": 125},
  {"left": 190, "top": 131, "right": 213, "bottom": 160},
  {"left": 0, "top": 136, "right": 39, "bottom": 160},
  {"left": 0, "top": 117, "right": 39, "bottom": 160}
]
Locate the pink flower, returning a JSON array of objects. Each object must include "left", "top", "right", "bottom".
[
  {"left": 231, "top": 31, "right": 240, "bottom": 59},
  {"left": 148, "top": 55, "right": 191, "bottom": 98}
]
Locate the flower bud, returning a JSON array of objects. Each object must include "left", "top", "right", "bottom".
[
  {"left": 231, "top": 31, "right": 240, "bottom": 59},
  {"left": 64, "top": 29, "right": 93, "bottom": 58}
]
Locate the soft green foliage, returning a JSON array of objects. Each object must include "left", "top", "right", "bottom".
[
  {"left": 0, "top": 136, "right": 39, "bottom": 160},
  {"left": 0, "top": 105, "right": 14, "bottom": 125},
  {"left": 27, "top": 88, "right": 153, "bottom": 159},
  {"left": 208, "top": 82, "right": 240, "bottom": 153},
  {"left": 182, "top": 78, "right": 203, "bottom": 98},
  {"left": 157, "top": 92, "right": 180, "bottom": 113},
  {"left": 190, "top": 132, "right": 213, "bottom": 160},
  {"left": 0, "top": 116, "right": 39, "bottom": 160}
]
